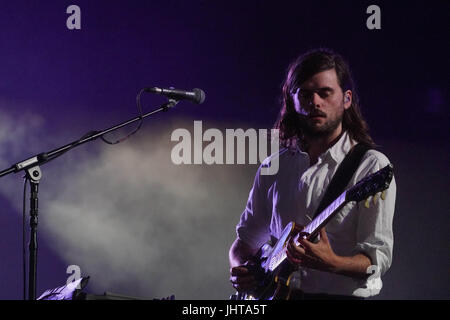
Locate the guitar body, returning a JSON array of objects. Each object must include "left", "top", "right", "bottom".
[{"left": 233, "top": 222, "right": 304, "bottom": 300}]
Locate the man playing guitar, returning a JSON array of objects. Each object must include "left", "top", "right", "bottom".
[{"left": 229, "top": 49, "right": 396, "bottom": 300}]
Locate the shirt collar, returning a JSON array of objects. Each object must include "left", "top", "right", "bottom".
[
  {"left": 295, "top": 131, "right": 357, "bottom": 163},
  {"left": 322, "top": 131, "right": 357, "bottom": 163}
]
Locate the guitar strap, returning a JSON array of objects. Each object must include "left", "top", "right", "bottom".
[{"left": 312, "top": 142, "right": 372, "bottom": 219}]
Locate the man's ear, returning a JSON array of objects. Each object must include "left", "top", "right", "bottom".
[{"left": 344, "top": 90, "right": 352, "bottom": 109}]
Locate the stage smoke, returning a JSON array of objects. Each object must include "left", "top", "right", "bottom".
[{"left": 0, "top": 107, "right": 255, "bottom": 299}]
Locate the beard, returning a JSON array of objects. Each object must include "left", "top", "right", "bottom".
[{"left": 301, "top": 108, "right": 344, "bottom": 138}]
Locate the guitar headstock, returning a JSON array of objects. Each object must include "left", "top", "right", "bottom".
[{"left": 346, "top": 164, "right": 394, "bottom": 204}]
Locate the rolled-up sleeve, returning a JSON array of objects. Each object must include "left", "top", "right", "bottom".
[
  {"left": 352, "top": 152, "right": 397, "bottom": 276},
  {"left": 236, "top": 165, "right": 272, "bottom": 250}
]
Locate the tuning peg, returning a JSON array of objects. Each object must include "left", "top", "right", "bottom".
[
  {"left": 372, "top": 193, "right": 379, "bottom": 205},
  {"left": 364, "top": 198, "right": 370, "bottom": 208},
  {"left": 381, "top": 190, "right": 387, "bottom": 200}
]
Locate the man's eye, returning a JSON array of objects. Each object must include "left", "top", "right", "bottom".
[
  {"left": 298, "top": 91, "right": 312, "bottom": 99},
  {"left": 318, "top": 89, "right": 332, "bottom": 98}
]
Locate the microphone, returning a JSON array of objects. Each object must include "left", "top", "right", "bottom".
[{"left": 145, "top": 87, "right": 205, "bottom": 104}]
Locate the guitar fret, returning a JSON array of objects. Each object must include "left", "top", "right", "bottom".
[
  {"left": 313, "top": 221, "right": 318, "bottom": 232},
  {"left": 313, "top": 219, "right": 319, "bottom": 232},
  {"left": 307, "top": 191, "right": 347, "bottom": 235}
]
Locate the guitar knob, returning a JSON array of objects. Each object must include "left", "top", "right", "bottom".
[{"left": 372, "top": 193, "right": 379, "bottom": 205}]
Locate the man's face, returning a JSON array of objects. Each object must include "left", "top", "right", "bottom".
[{"left": 292, "top": 68, "right": 351, "bottom": 137}]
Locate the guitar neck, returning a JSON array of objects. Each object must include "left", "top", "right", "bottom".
[{"left": 298, "top": 191, "right": 348, "bottom": 243}]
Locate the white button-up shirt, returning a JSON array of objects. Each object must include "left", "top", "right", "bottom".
[{"left": 236, "top": 131, "right": 396, "bottom": 297}]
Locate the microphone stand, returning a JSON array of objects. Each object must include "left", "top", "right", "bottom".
[{"left": 0, "top": 98, "right": 179, "bottom": 300}]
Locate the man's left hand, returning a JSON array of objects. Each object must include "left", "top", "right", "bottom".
[{"left": 286, "top": 227, "right": 338, "bottom": 273}]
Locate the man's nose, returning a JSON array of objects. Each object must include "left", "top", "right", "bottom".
[
  {"left": 311, "top": 92, "right": 323, "bottom": 107},
  {"left": 303, "top": 92, "right": 322, "bottom": 111}
]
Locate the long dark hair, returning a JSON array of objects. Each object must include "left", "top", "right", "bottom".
[{"left": 274, "top": 48, "right": 375, "bottom": 149}]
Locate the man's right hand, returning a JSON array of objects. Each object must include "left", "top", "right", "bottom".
[
  {"left": 229, "top": 265, "right": 257, "bottom": 292},
  {"left": 229, "top": 238, "right": 260, "bottom": 292}
]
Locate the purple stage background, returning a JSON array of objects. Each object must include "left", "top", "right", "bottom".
[{"left": 0, "top": 1, "right": 448, "bottom": 299}]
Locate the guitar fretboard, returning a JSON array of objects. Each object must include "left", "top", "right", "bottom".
[{"left": 301, "top": 191, "right": 347, "bottom": 240}]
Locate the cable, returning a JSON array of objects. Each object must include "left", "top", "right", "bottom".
[
  {"left": 100, "top": 88, "right": 146, "bottom": 145},
  {"left": 55, "top": 88, "right": 148, "bottom": 150}
]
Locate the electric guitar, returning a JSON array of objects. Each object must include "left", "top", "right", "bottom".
[{"left": 231, "top": 163, "right": 394, "bottom": 300}]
